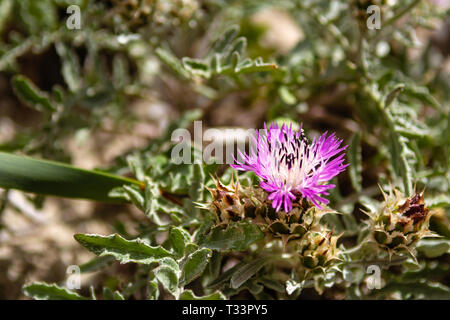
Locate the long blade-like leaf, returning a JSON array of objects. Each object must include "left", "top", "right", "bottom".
[{"left": 0, "top": 152, "right": 142, "bottom": 202}]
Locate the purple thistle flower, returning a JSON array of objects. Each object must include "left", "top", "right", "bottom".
[{"left": 231, "top": 123, "right": 349, "bottom": 212}]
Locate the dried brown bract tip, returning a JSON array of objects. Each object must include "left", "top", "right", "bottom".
[{"left": 363, "top": 188, "right": 436, "bottom": 258}]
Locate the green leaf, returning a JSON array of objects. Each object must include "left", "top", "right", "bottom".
[
  {"left": 208, "top": 251, "right": 223, "bottom": 280},
  {"left": 147, "top": 279, "right": 160, "bottom": 300},
  {"left": 211, "top": 25, "right": 240, "bottom": 54},
  {"left": 416, "top": 239, "right": 450, "bottom": 258},
  {"left": 198, "top": 221, "right": 264, "bottom": 251},
  {"left": 0, "top": 152, "right": 141, "bottom": 202},
  {"left": 17, "top": 0, "right": 57, "bottom": 33},
  {"left": 182, "top": 57, "right": 210, "bottom": 78},
  {"left": 179, "top": 289, "right": 225, "bottom": 300},
  {"left": 403, "top": 83, "right": 440, "bottom": 109},
  {"left": 230, "top": 258, "right": 270, "bottom": 289},
  {"left": 143, "top": 178, "right": 184, "bottom": 225},
  {"left": 55, "top": 42, "right": 81, "bottom": 92},
  {"left": 224, "top": 37, "right": 246, "bottom": 64},
  {"left": 155, "top": 47, "right": 189, "bottom": 79},
  {"left": 189, "top": 163, "right": 205, "bottom": 202},
  {"left": 122, "top": 185, "right": 145, "bottom": 210},
  {"left": 384, "top": 83, "right": 405, "bottom": 108},
  {"left": 74, "top": 233, "right": 173, "bottom": 264},
  {"left": 23, "top": 282, "right": 87, "bottom": 300},
  {"left": 348, "top": 132, "right": 363, "bottom": 192},
  {"left": 180, "top": 248, "right": 212, "bottom": 286},
  {"left": 363, "top": 82, "right": 413, "bottom": 195},
  {"left": 258, "top": 277, "right": 286, "bottom": 293},
  {"left": 206, "top": 261, "right": 244, "bottom": 289},
  {"left": 11, "top": 75, "right": 56, "bottom": 112},
  {"left": 79, "top": 256, "right": 115, "bottom": 273},
  {"left": 169, "top": 226, "right": 191, "bottom": 258},
  {"left": 155, "top": 265, "right": 179, "bottom": 297}
]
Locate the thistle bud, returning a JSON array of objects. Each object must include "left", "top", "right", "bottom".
[
  {"left": 297, "top": 226, "right": 340, "bottom": 271},
  {"left": 206, "top": 176, "right": 245, "bottom": 223},
  {"left": 365, "top": 189, "right": 434, "bottom": 256}
]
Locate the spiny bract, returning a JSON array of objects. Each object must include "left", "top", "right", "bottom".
[
  {"left": 363, "top": 188, "right": 435, "bottom": 257},
  {"left": 202, "top": 175, "right": 341, "bottom": 273}
]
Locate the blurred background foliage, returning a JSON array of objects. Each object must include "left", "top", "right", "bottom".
[{"left": 0, "top": 0, "right": 449, "bottom": 299}]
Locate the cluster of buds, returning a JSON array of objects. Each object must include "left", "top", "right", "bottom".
[
  {"left": 364, "top": 188, "right": 434, "bottom": 257},
  {"left": 205, "top": 177, "right": 331, "bottom": 238},
  {"left": 203, "top": 175, "right": 341, "bottom": 272}
]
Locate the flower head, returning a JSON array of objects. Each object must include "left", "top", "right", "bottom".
[{"left": 231, "top": 123, "right": 348, "bottom": 212}]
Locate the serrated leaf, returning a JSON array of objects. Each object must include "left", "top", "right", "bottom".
[
  {"left": 12, "top": 75, "right": 56, "bottom": 112},
  {"left": 198, "top": 221, "right": 264, "bottom": 251},
  {"left": 179, "top": 289, "right": 225, "bottom": 300},
  {"left": 23, "top": 282, "right": 87, "bottom": 300},
  {"left": 394, "top": 116, "right": 429, "bottom": 138},
  {"left": 386, "top": 126, "right": 413, "bottom": 195},
  {"left": 74, "top": 233, "right": 173, "bottom": 264},
  {"left": 180, "top": 248, "right": 212, "bottom": 286}
]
